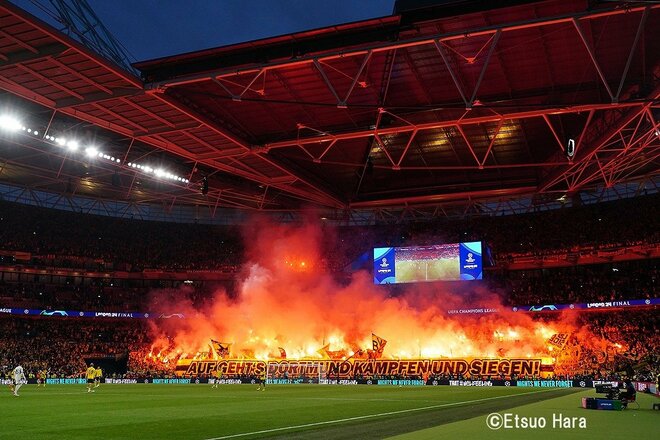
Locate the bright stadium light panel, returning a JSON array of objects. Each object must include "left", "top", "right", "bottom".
[
  {"left": 128, "top": 160, "right": 190, "bottom": 184},
  {"left": 66, "top": 140, "right": 79, "bottom": 151},
  {"left": 2, "top": 120, "right": 189, "bottom": 187},
  {"left": 0, "top": 115, "right": 21, "bottom": 131}
]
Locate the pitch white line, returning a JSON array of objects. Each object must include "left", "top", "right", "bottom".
[{"left": 203, "top": 388, "right": 558, "bottom": 440}]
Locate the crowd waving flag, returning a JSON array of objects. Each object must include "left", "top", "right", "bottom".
[
  {"left": 317, "top": 344, "right": 331, "bottom": 359},
  {"left": 210, "top": 340, "right": 232, "bottom": 359},
  {"left": 372, "top": 333, "right": 387, "bottom": 356},
  {"left": 547, "top": 333, "right": 570, "bottom": 350}
]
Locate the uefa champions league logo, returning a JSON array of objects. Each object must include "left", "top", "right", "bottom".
[
  {"left": 380, "top": 258, "right": 389, "bottom": 268},
  {"left": 466, "top": 253, "right": 475, "bottom": 263}
]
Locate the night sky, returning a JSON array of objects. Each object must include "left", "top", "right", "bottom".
[{"left": 11, "top": 0, "right": 394, "bottom": 62}]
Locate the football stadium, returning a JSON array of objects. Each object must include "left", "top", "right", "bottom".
[{"left": 0, "top": 0, "right": 658, "bottom": 439}]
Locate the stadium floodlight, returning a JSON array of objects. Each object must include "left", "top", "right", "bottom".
[
  {"left": 127, "top": 160, "right": 190, "bottom": 184},
  {"left": 2, "top": 121, "right": 190, "bottom": 188},
  {"left": 66, "top": 140, "right": 79, "bottom": 151},
  {"left": 0, "top": 115, "right": 21, "bottom": 131}
]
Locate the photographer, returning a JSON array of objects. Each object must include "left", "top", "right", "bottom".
[{"left": 620, "top": 378, "right": 636, "bottom": 402}]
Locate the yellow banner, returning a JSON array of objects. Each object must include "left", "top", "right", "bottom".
[{"left": 176, "top": 358, "right": 543, "bottom": 378}]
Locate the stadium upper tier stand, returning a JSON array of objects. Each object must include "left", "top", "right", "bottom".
[{"left": 1, "top": 193, "right": 658, "bottom": 272}]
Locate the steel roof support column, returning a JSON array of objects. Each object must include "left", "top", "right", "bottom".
[
  {"left": 572, "top": 18, "right": 615, "bottom": 102},
  {"left": 433, "top": 39, "right": 469, "bottom": 108},
  {"left": 468, "top": 30, "right": 501, "bottom": 107},
  {"left": 542, "top": 115, "right": 566, "bottom": 154},
  {"left": 479, "top": 119, "right": 504, "bottom": 168},
  {"left": 312, "top": 59, "right": 343, "bottom": 107},
  {"left": 614, "top": 6, "right": 649, "bottom": 101}
]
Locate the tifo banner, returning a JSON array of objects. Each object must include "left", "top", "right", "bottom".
[{"left": 176, "top": 358, "right": 543, "bottom": 378}]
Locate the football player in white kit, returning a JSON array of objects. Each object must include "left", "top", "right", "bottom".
[{"left": 12, "top": 365, "right": 25, "bottom": 397}]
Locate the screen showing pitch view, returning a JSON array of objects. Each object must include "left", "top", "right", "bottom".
[{"left": 373, "top": 242, "right": 482, "bottom": 284}]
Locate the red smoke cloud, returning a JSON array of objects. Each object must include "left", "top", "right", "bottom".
[{"left": 145, "top": 217, "right": 605, "bottom": 364}]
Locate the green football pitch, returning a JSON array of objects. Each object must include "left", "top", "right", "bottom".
[{"left": 1, "top": 384, "right": 657, "bottom": 439}]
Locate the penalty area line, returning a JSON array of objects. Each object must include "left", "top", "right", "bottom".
[{"left": 203, "top": 388, "right": 558, "bottom": 440}]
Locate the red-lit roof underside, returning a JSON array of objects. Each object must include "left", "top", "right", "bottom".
[{"left": 0, "top": 0, "right": 658, "bottom": 216}]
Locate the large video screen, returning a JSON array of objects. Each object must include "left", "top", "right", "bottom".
[{"left": 373, "top": 242, "right": 482, "bottom": 284}]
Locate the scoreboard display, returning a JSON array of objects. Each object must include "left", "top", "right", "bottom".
[{"left": 373, "top": 242, "right": 482, "bottom": 284}]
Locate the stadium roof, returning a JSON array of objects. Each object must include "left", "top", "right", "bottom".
[{"left": 0, "top": 0, "right": 658, "bottom": 221}]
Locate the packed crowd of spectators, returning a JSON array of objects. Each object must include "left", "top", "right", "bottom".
[
  {"left": 491, "top": 259, "right": 658, "bottom": 305},
  {"left": 0, "top": 317, "right": 149, "bottom": 378},
  {"left": 0, "top": 279, "right": 227, "bottom": 312},
  {"left": 0, "top": 194, "right": 658, "bottom": 382},
  {"left": 549, "top": 311, "right": 660, "bottom": 383},
  {"left": 1, "top": 194, "right": 658, "bottom": 274},
  {"left": 392, "top": 194, "right": 660, "bottom": 256},
  {"left": 0, "top": 201, "right": 243, "bottom": 271},
  {"left": 0, "top": 280, "right": 150, "bottom": 311},
  {"left": 1, "top": 308, "right": 656, "bottom": 382}
]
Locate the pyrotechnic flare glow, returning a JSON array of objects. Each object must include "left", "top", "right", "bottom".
[{"left": 143, "top": 217, "right": 611, "bottom": 370}]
